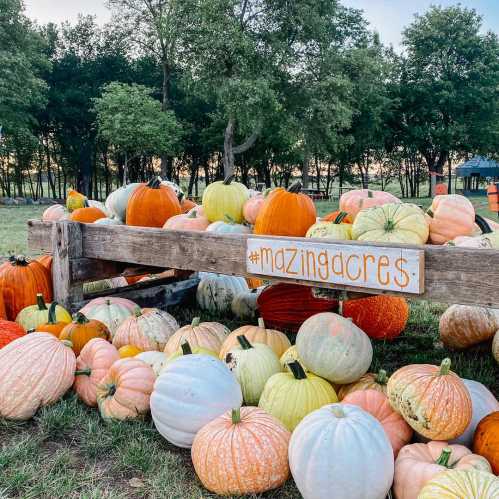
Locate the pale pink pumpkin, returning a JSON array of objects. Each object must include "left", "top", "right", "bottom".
[
  {"left": 339, "top": 189, "right": 400, "bottom": 219},
  {"left": 162, "top": 209, "right": 210, "bottom": 231},
  {"left": 42, "top": 204, "right": 66, "bottom": 222},
  {"left": 243, "top": 195, "right": 265, "bottom": 224}
]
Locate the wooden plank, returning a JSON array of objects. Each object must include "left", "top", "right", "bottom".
[
  {"left": 70, "top": 259, "right": 165, "bottom": 282},
  {"left": 27, "top": 220, "right": 53, "bottom": 254}
]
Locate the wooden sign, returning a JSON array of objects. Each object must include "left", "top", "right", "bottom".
[{"left": 246, "top": 237, "right": 424, "bottom": 294}]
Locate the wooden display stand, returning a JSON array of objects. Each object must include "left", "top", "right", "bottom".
[{"left": 28, "top": 220, "right": 499, "bottom": 311}]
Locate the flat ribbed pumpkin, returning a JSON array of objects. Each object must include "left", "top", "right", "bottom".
[
  {"left": 387, "top": 358, "right": 472, "bottom": 440},
  {"left": 339, "top": 188, "right": 400, "bottom": 219},
  {"left": 59, "top": 313, "right": 110, "bottom": 356},
  {"left": 337, "top": 369, "right": 389, "bottom": 400},
  {"left": 473, "top": 411, "right": 499, "bottom": 474},
  {"left": 16, "top": 293, "right": 71, "bottom": 331},
  {"left": 192, "top": 407, "right": 290, "bottom": 495},
  {"left": 0, "top": 333, "right": 76, "bottom": 420},
  {"left": 0, "top": 319, "right": 25, "bottom": 349}
]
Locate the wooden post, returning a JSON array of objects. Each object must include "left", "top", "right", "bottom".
[{"left": 51, "top": 221, "right": 83, "bottom": 311}]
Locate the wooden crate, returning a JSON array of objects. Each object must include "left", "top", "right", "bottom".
[{"left": 27, "top": 220, "right": 499, "bottom": 310}]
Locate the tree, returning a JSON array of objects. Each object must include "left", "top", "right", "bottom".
[{"left": 94, "top": 82, "right": 181, "bottom": 183}]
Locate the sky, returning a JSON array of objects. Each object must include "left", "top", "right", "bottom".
[{"left": 24, "top": 0, "right": 499, "bottom": 49}]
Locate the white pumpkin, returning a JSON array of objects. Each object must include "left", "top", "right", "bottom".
[
  {"left": 161, "top": 179, "right": 183, "bottom": 197},
  {"left": 86, "top": 199, "right": 111, "bottom": 217},
  {"left": 296, "top": 312, "right": 373, "bottom": 384},
  {"left": 94, "top": 217, "right": 124, "bottom": 225},
  {"left": 196, "top": 274, "right": 249, "bottom": 314},
  {"left": 231, "top": 288, "right": 262, "bottom": 320},
  {"left": 206, "top": 219, "right": 252, "bottom": 234},
  {"left": 289, "top": 403, "right": 394, "bottom": 499},
  {"left": 151, "top": 354, "right": 242, "bottom": 448},
  {"left": 135, "top": 351, "right": 168, "bottom": 376},
  {"left": 79, "top": 298, "right": 136, "bottom": 337},
  {"left": 105, "top": 183, "right": 141, "bottom": 222}
]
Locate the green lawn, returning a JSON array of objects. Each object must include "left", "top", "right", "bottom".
[{"left": 0, "top": 200, "right": 498, "bottom": 498}]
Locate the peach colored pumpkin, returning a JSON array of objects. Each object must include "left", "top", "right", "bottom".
[
  {"left": 426, "top": 194, "right": 476, "bottom": 244},
  {"left": 342, "top": 389, "right": 413, "bottom": 456},
  {"left": 162, "top": 209, "right": 210, "bottom": 231},
  {"left": 0, "top": 333, "right": 76, "bottom": 420},
  {"left": 164, "top": 317, "right": 228, "bottom": 356},
  {"left": 74, "top": 338, "right": 120, "bottom": 407},
  {"left": 96, "top": 357, "right": 155, "bottom": 420},
  {"left": 42, "top": 204, "right": 66, "bottom": 222},
  {"left": 243, "top": 194, "right": 266, "bottom": 224},
  {"left": 339, "top": 188, "right": 400, "bottom": 220},
  {"left": 219, "top": 318, "right": 291, "bottom": 359},
  {"left": 337, "top": 368, "right": 389, "bottom": 400},
  {"left": 393, "top": 441, "right": 492, "bottom": 499},
  {"left": 191, "top": 407, "right": 291, "bottom": 495},
  {"left": 387, "top": 358, "right": 472, "bottom": 440}
]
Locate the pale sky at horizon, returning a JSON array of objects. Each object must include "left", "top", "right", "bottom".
[{"left": 24, "top": 0, "right": 499, "bottom": 49}]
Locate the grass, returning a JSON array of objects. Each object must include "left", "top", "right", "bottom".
[{"left": 0, "top": 198, "right": 498, "bottom": 498}]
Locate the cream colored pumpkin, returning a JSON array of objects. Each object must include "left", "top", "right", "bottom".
[
  {"left": 79, "top": 298, "right": 136, "bottom": 337},
  {"left": 306, "top": 219, "right": 352, "bottom": 240},
  {"left": 196, "top": 274, "right": 249, "bottom": 314},
  {"left": 135, "top": 351, "right": 168, "bottom": 376},
  {"left": 105, "top": 183, "right": 141, "bottom": 222},
  {"left": 280, "top": 345, "right": 308, "bottom": 372},
  {"left": 231, "top": 288, "right": 261, "bottom": 320}
]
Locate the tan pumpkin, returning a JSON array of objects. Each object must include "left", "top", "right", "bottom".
[
  {"left": 337, "top": 368, "right": 389, "bottom": 400},
  {"left": 42, "top": 204, "right": 66, "bottom": 222},
  {"left": 59, "top": 313, "right": 110, "bottom": 356}
]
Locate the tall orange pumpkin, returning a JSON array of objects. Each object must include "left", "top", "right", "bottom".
[
  {"left": 0, "top": 255, "right": 52, "bottom": 320},
  {"left": 59, "top": 313, "right": 110, "bottom": 355},
  {"left": 126, "top": 177, "right": 181, "bottom": 228},
  {"left": 473, "top": 411, "right": 499, "bottom": 474},
  {"left": 0, "top": 319, "right": 25, "bottom": 349},
  {"left": 254, "top": 183, "right": 316, "bottom": 237},
  {"left": 191, "top": 407, "right": 291, "bottom": 495}
]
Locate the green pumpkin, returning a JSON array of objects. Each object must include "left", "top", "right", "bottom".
[
  {"left": 306, "top": 211, "right": 352, "bottom": 240},
  {"left": 202, "top": 175, "right": 249, "bottom": 223},
  {"left": 15, "top": 293, "right": 72, "bottom": 331}
]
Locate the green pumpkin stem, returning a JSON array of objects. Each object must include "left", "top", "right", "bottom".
[
  {"left": 231, "top": 407, "right": 241, "bottom": 424},
  {"left": 74, "top": 312, "right": 89, "bottom": 325},
  {"left": 223, "top": 175, "right": 234, "bottom": 185},
  {"left": 147, "top": 177, "right": 161, "bottom": 189},
  {"left": 426, "top": 208, "right": 434, "bottom": 218},
  {"left": 384, "top": 219, "right": 396, "bottom": 232},
  {"left": 75, "top": 368, "right": 91, "bottom": 376},
  {"left": 435, "top": 447, "right": 452, "bottom": 467},
  {"left": 236, "top": 335, "right": 253, "bottom": 350},
  {"left": 224, "top": 214, "right": 236, "bottom": 224},
  {"left": 257, "top": 318, "right": 266, "bottom": 329},
  {"left": 288, "top": 361, "right": 307, "bottom": 380},
  {"left": 287, "top": 182, "right": 302, "bottom": 194},
  {"left": 333, "top": 211, "right": 349, "bottom": 225},
  {"left": 36, "top": 293, "right": 48, "bottom": 311},
  {"left": 134, "top": 307, "right": 143, "bottom": 318},
  {"left": 181, "top": 342, "right": 192, "bottom": 355},
  {"left": 367, "top": 190, "right": 373, "bottom": 198},
  {"left": 475, "top": 214, "right": 493, "bottom": 235},
  {"left": 375, "top": 369, "right": 388, "bottom": 385},
  {"left": 187, "top": 210, "right": 198, "bottom": 219},
  {"left": 331, "top": 405, "right": 346, "bottom": 418},
  {"left": 177, "top": 191, "right": 184, "bottom": 203},
  {"left": 47, "top": 302, "right": 59, "bottom": 324},
  {"left": 439, "top": 358, "right": 451, "bottom": 375},
  {"left": 83, "top": 199, "right": 90, "bottom": 208},
  {"left": 191, "top": 317, "right": 201, "bottom": 327}
]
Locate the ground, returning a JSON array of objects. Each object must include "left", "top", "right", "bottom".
[{"left": 0, "top": 198, "right": 498, "bottom": 499}]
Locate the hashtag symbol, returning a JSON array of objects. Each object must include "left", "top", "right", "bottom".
[{"left": 248, "top": 251, "right": 260, "bottom": 265}]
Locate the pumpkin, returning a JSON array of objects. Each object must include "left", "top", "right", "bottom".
[
  {"left": 16, "top": 293, "right": 71, "bottom": 331},
  {"left": 387, "top": 358, "right": 472, "bottom": 440},
  {"left": 352, "top": 203, "right": 429, "bottom": 244},
  {"left": 417, "top": 469, "right": 499, "bottom": 499},
  {"left": 113, "top": 308, "right": 179, "bottom": 352},
  {"left": 439, "top": 305, "right": 499, "bottom": 349},
  {"left": 219, "top": 318, "right": 291, "bottom": 359},
  {"left": 254, "top": 183, "right": 316, "bottom": 237},
  {"left": 192, "top": 407, "right": 290, "bottom": 495},
  {"left": 35, "top": 254, "right": 52, "bottom": 271},
  {"left": 196, "top": 274, "right": 249, "bottom": 314},
  {"left": 279, "top": 345, "right": 308, "bottom": 371},
  {"left": 93, "top": 217, "right": 123, "bottom": 225},
  {"left": 231, "top": 288, "right": 260, "bottom": 320},
  {"left": 243, "top": 194, "right": 266, "bottom": 224},
  {"left": 42, "top": 204, "right": 66, "bottom": 222},
  {"left": 96, "top": 357, "right": 155, "bottom": 420},
  {"left": 126, "top": 177, "right": 181, "bottom": 227},
  {"left": 426, "top": 194, "right": 476, "bottom": 244},
  {"left": 66, "top": 188, "right": 87, "bottom": 212},
  {"left": 163, "top": 341, "right": 217, "bottom": 368},
  {"left": 0, "top": 294, "right": 5, "bottom": 320},
  {"left": 69, "top": 202, "right": 107, "bottom": 223},
  {"left": 180, "top": 196, "right": 197, "bottom": 213},
  {"left": 0, "top": 320, "right": 25, "bottom": 349},
  {"left": 448, "top": 217, "right": 499, "bottom": 249},
  {"left": 162, "top": 209, "right": 209, "bottom": 231},
  {"left": 135, "top": 351, "right": 168, "bottom": 376},
  {"left": 59, "top": 313, "right": 110, "bottom": 356},
  {"left": 296, "top": 312, "right": 373, "bottom": 384},
  {"left": 151, "top": 354, "right": 243, "bottom": 448},
  {"left": 339, "top": 188, "right": 401, "bottom": 220},
  {"left": 342, "top": 389, "right": 413, "bottom": 456},
  {"left": 473, "top": 411, "right": 499, "bottom": 474},
  {"left": 289, "top": 403, "right": 394, "bottom": 499},
  {"left": 394, "top": 441, "right": 493, "bottom": 499},
  {"left": 257, "top": 282, "right": 339, "bottom": 332},
  {"left": 493, "top": 331, "right": 499, "bottom": 364},
  {"left": 337, "top": 368, "right": 389, "bottom": 400},
  {"left": 0, "top": 333, "right": 76, "bottom": 420},
  {"left": 163, "top": 317, "right": 228, "bottom": 356},
  {"left": 118, "top": 344, "right": 143, "bottom": 357},
  {"left": 306, "top": 212, "right": 352, "bottom": 240},
  {"left": 246, "top": 276, "right": 263, "bottom": 289},
  {"left": 259, "top": 361, "right": 338, "bottom": 431},
  {"left": 342, "top": 295, "right": 409, "bottom": 340},
  {"left": 83, "top": 276, "right": 128, "bottom": 294},
  {"left": 0, "top": 255, "right": 52, "bottom": 320},
  {"left": 202, "top": 175, "right": 249, "bottom": 223},
  {"left": 74, "top": 338, "right": 120, "bottom": 407},
  {"left": 35, "top": 302, "right": 70, "bottom": 337},
  {"left": 105, "top": 182, "right": 141, "bottom": 222},
  {"left": 322, "top": 209, "right": 354, "bottom": 224},
  {"left": 79, "top": 297, "right": 136, "bottom": 337},
  {"left": 224, "top": 335, "right": 281, "bottom": 405},
  {"left": 161, "top": 179, "right": 183, "bottom": 197},
  {"left": 206, "top": 216, "right": 252, "bottom": 234}
]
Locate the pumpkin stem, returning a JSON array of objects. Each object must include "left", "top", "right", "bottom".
[
  {"left": 223, "top": 175, "right": 234, "bottom": 185},
  {"left": 288, "top": 361, "right": 307, "bottom": 380},
  {"left": 231, "top": 407, "right": 241, "bottom": 424},
  {"left": 236, "top": 335, "right": 253, "bottom": 350},
  {"left": 147, "top": 177, "right": 161, "bottom": 189},
  {"left": 177, "top": 191, "right": 184, "bottom": 203},
  {"left": 75, "top": 368, "right": 91, "bottom": 376},
  {"left": 426, "top": 208, "right": 434, "bottom": 218},
  {"left": 475, "top": 214, "right": 493, "bottom": 235},
  {"left": 330, "top": 405, "right": 346, "bottom": 418},
  {"left": 333, "top": 211, "right": 349, "bottom": 225},
  {"left": 436, "top": 447, "right": 452, "bottom": 467},
  {"left": 439, "top": 358, "right": 451, "bottom": 375},
  {"left": 107, "top": 384, "right": 117, "bottom": 397},
  {"left": 287, "top": 182, "right": 302, "bottom": 194},
  {"left": 83, "top": 199, "right": 90, "bottom": 208},
  {"left": 181, "top": 342, "right": 192, "bottom": 355},
  {"left": 134, "top": 307, "right": 143, "bottom": 318},
  {"left": 384, "top": 219, "right": 396, "bottom": 232},
  {"left": 187, "top": 210, "right": 198, "bottom": 219},
  {"left": 257, "top": 318, "right": 266, "bottom": 329},
  {"left": 375, "top": 369, "right": 388, "bottom": 385},
  {"left": 224, "top": 214, "right": 235, "bottom": 224},
  {"left": 74, "top": 312, "right": 89, "bottom": 325},
  {"left": 191, "top": 317, "right": 201, "bottom": 327},
  {"left": 10, "top": 255, "right": 29, "bottom": 266},
  {"left": 367, "top": 190, "right": 373, "bottom": 198},
  {"left": 47, "top": 302, "right": 58, "bottom": 324},
  {"left": 61, "top": 339, "right": 73, "bottom": 348},
  {"left": 36, "top": 293, "right": 48, "bottom": 310}
]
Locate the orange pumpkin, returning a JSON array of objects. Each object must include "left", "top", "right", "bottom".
[
  {"left": 342, "top": 389, "right": 413, "bottom": 456},
  {"left": 191, "top": 407, "right": 291, "bottom": 495},
  {"left": 180, "top": 196, "right": 197, "bottom": 213},
  {"left": 69, "top": 203, "right": 107, "bottom": 223},
  {"left": 0, "top": 293, "right": 6, "bottom": 320},
  {"left": 59, "top": 313, "right": 110, "bottom": 355},
  {"left": 126, "top": 177, "right": 181, "bottom": 228},
  {"left": 0, "top": 319, "right": 25, "bottom": 349},
  {"left": 162, "top": 209, "right": 210, "bottom": 231},
  {"left": 0, "top": 255, "right": 52, "bottom": 320},
  {"left": 35, "top": 302, "right": 69, "bottom": 337},
  {"left": 339, "top": 189, "right": 400, "bottom": 219},
  {"left": 387, "top": 358, "right": 472, "bottom": 440},
  {"left": 254, "top": 183, "right": 316, "bottom": 237},
  {"left": 342, "top": 295, "right": 409, "bottom": 340},
  {"left": 473, "top": 411, "right": 499, "bottom": 474},
  {"left": 322, "top": 210, "right": 353, "bottom": 224},
  {"left": 337, "top": 368, "right": 389, "bottom": 400},
  {"left": 74, "top": 338, "right": 120, "bottom": 407},
  {"left": 96, "top": 357, "right": 155, "bottom": 420},
  {"left": 36, "top": 255, "right": 52, "bottom": 271},
  {"left": 246, "top": 277, "right": 264, "bottom": 289}
]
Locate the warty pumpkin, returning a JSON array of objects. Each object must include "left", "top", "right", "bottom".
[
  {"left": 16, "top": 293, "right": 71, "bottom": 331},
  {"left": 473, "top": 411, "right": 499, "bottom": 474},
  {"left": 231, "top": 288, "right": 260, "bottom": 320},
  {"left": 337, "top": 368, "right": 389, "bottom": 400},
  {"left": 162, "top": 209, "right": 209, "bottom": 231},
  {"left": 0, "top": 319, "right": 25, "bottom": 349},
  {"left": 387, "top": 358, "right": 472, "bottom": 440},
  {"left": 79, "top": 297, "right": 136, "bottom": 337},
  {"left": 202, "top": 175, "right": 249, "bottom": 223},
  {"left": 306, "top": 212, "right": 352, "bottom": 240},
  {"left": 191, "top": 407, "right": 290, "bottom": 495},
  {"left": 35, "top": 302, "right": 70, "bottom": 337},
  {"left": 42, "top": 204, "right": 66, "bottom": 222},
  {"left": 196, "top": 274, "right": 249, "bottom": 315},
  {"left": 339, "top": 188, "right": 401, "bottom": 220},
  {"left": 66, "top": 188, "right": 87, "bottom": 212},
  {"left": 59, "top": 313, "right": 110, "bottom": 356},
  {"left": 0, "top": 333, "right": 76, "bottom": 420}
]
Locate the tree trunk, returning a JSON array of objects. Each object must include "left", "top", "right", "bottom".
[
  {"left": 160, "top": 60, "right": 171, "bottom": 179},
  {"left": 302, "top": 148, "right": 310, "bottom": 188},
  {"left": 447, "top": 155, "right": 452, "bottom": 194},
  {"left": 223, "top": 118, "right": 235, "bottom": 178},
  {"left": 77, "top": 142, "right": 93, "bottom": 196}
]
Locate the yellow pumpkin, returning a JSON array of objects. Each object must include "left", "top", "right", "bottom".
[
  {"left": 352, "top": 203, "right": 429, "bottom": 245},
  {"left": 259, "top": 361, "right": 338, "bottom": 431},
  {"left": 279, "top": 345, "right": 308, "bottom": 372},
  {"left": 118, "top": 345, "right": 143, "bottom": 358},
  {"left": 202, "top": 175, "right": 249, "bottom": 223},
  {"left": 15, "top": 294, "right": 72, "bottom": 331},
  {"left": 66, "top": 188, "right": 87, "bottom": 212},
  {"left": 306, "top": 212, "right": 352, "bottom": 241},
  {"left": 162, "top": 341, "right": 217, "bottom": 371}
]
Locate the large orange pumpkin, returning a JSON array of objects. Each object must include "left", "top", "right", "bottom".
[
  {"left": 342, "top": 295, "right": 409, "bottom": 340},
  {"left": 69, "top": 203, "right": 107, "bottom": 223},
  {"left": 339, "top": 189, "right": 400, "bottom": 219},
  {"left": 387, "top": 358, "right": 472, "bottom": 440},
  {"left": 59, "top": 313, "right": 110, "bottom": 355},
  {"left": 36, "top": 255, "right": 52, "bottom": 271},
  {"left": 0, "top": 255, "right": 52, "bottom": 320},
  {"left": 0, "top": 319, "right": 25, "bottom": 349},
  {"left": 473, "top": 411, "right": 499, "bottom": 474},
  {"left": 0, "top": 293, "right": 6, "bottom": 320},
  {"left": 126, "top": 177, "right": 181, "bottom": 228},
  {"left": 35, "top": 302, "right": 69, "bottom": 337},
  {"left": 191, "top": 407, "right": 291, "bottom": 495},
  {"left": 254, "top": 183, "right": 316, "bottom": 237}
]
